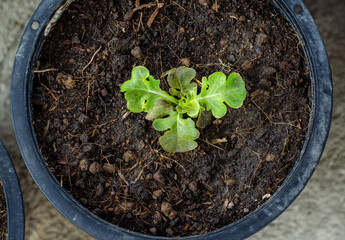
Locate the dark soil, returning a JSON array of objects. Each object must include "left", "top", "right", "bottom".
[
  {"left": 0, "top": 181, "right": 7, "bottom": 239},
  {"left": 32, "top": 0, "right": 311, "bottom": 237}
]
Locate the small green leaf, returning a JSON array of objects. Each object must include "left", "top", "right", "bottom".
[
  {"left": 146, "top": 100, "right": 174, "bottom": 121},
  {"left": 163, "top": 66, "right": 197, "bottom": 94},
  {"left": 121, "top": 66, "right": 178, "bottom": 113},
  {"left": 196, "top": 72, "right": 246, "bottom": 118},
  {"left": 153, "top": 112, "right": 200, "bottom": 153}
]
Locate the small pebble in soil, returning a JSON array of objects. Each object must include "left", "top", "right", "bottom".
[
  {"left": 153, "top": 170, "right": 165, "bottom": 184},
  {"left": 72, "top": 36, "right": 81, "bottom": 44},
  {"left": 96, "top": 183, "right": 104, "bottom": 196},
  {"left": 89, "top": 162, "right": 101, "bottom": 174},
  {"left": 188, "top": 181, "right": 199, "bottom": 195},
  {"left": 131, "top": 46, "right": 144, "bottom": 59},
  {"left": 123, "top": 150, "right": 136, "bottom": 162},
  {"left": 262, "top": 67, "right": 277, "bottom": 76},
  {"left": 81, "top": 144, "right": 93, "bottom": 153},
  {"left": 228, "top": 55, "right": 236, "bottom": 63},
  {"left": 242, "top": 59, "right": 254, "bottom": 70},
  {"left": 153, "top": 189, "right": 163, "bottom": 199},
  {"left": 150, "top": 227, "right": 157, "bottom": 235},
  {"left": 161, "top": 202, "right": 177, "bottom": 220},
  {"left": 101, "top": 88, "right": 108, "bottom": 97},
  {"left": 103, "top": 163, "right": 116, "bottom": 174},
  {"left": 199, "top": 0, "right": 210, "bottom": 6},
  {"left": 79, "top": 159, "right": 89, "bottom": 171},
  {"left": 266, "top": 154, "right": 275, "bottom": 162}
]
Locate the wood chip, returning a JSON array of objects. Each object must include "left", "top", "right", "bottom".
[
  {"left": 262, "top": 193, "right": 271, "bottom": 200},
  {"left": 147, "top": 7, "right": 160, "bottom": 27}
]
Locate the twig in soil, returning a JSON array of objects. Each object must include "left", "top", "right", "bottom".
[
  {"left": 136, "top": 12, "right": 144, "bottom": 32},
  {"left": 247, "top": 148, "right": 263, "bottom": 187},
  {"left": 33, "top": 68, "right": 59, "bottom": 73},
  {"left": 147, "top": 3, "right": 164, "bottom": 28},
  {"left": 173, "top": 1, "right": 190, "bottom": 13},
  {"left": 118, "top": 170, "right": 129, "bottom": 185},
  {"left": 251, "top": 99, "right": 299, "bottom": 128},
  {"left": 43, "top": 120, "right": 50, "bottom": 138},
  {"left": 159, "top": 154, "right": 186, "bottom": 172},
  {"left": 82, "top": 46, "right": 102, "bottom": 73},
  {"left": 196, "top": 59, "right": 236, "bottom": 72},
  {"left": 167, "top": 44, "right": 181, "bottom": 60},
  {"left": 121, "top": 111, "right": 130, "bottom": 121},
  {"left": 199, "top": 138, "right": 225, "bottom": 152},
  {"left": 41, "top": 83, "right": 57, "bottom": 101},
  {"left": 124, "top": 2, "right": 157, "bottom": 21}
]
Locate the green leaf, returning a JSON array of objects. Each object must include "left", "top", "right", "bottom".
[
  {"left": 196, "top": 72, "right": 246, "bottom": 118},
  {"left": 146, "top": 100, "right": 174, "bottom": 121},
  {"left": 163, "top": 66, "right": 197, "bottom": 94},
  {"left": 121, "top": 66, "right": 178, "bottom": 113},
  {"left": 153, "top": 112, "right": 200, "bottom": 153}
]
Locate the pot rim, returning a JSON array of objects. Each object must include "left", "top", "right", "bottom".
[
  {"left": 0, "top": 140, "right": 25, "bottom": 240},
  {"left": 11, "top": 0, "right": 332, "bottom": 239}
]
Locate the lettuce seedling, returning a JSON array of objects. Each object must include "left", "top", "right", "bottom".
[{"left": 121, "top": 66, "right": 246, "bottom": 153}]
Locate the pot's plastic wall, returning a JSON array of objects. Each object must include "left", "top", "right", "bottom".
[
  {"left": 10, "top": 0, "right": 332, "bottom": 239},
  {"left": 0, "top": 140, "right": 25, "bottom": 240}
]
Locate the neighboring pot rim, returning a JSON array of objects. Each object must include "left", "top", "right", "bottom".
[
  {"left": 11, "top": 0, "right": 333, "bottom": 239},
  {"left": 0, "top": 140, "right": 25, "bottom": 240}
]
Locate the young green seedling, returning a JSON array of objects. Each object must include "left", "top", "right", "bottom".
[{"left": 121, "top": 66, "right": 247, "bottom": 153}]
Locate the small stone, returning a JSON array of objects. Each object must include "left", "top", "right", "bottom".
[
  {"left": 80, "top": 134, "right": 89, "bottom": 143},
  {"left": 72, "top": 36, "right": 81, "bottom": 44},
  {"left": 180, "top": 58, "right": 190, "bottom": 67},
  {"left": 81, "top": 144, "right": 93, "bottom": 153},
  {"left": 131, "top": 46, "right": 144, "bottom": 59},
  {"left": 153, "top": 170, "right": 165, "bottom": 184},
  {"left": 188, "top": 181, "right": 198, "bottom": 194},
  {"left": 242, "top": 60, "right": 253, "bottom": 70},
  {"left": 262, "top": 193, "right": 272, "bottom": 200},
  {"left": 228, "top": 201, "right": 235, "bottom": 209},
  {"left": 228, "top": 55, "right": 236, "bottom": 63},
  {"left": 150, "top": 227, "right": 157, "bottom": 235},
  {"left": 262, "top": 67, "right": 277, "bottom": 76},
  {"left": 266, "top": 154, "right": 275, "bottom": 162},
  {"left": 153, "top": 189, "right": 163, "bottom": 199},
  {"left": 89, "top": 162, "right": 101, "bottom": 174},
  {"left": 123, "top": 151, "right": 136, "bottom": 162},
  {"left": 243, "top": 208, "right": 249, "bottom": 213},
  {"left": 259, "top": 79, "right": 272, "bottom": 87},
  {"left": 161, "top": 202, "right": 177, "bottom": 220},
  {"left": 79, "top": 159, "right": 89, "bottom": 171},
  {"left": 103, "top": 163, "right": 116, "bottom": 174},
  {"left": 101, "top": 88, "right": 108, "bottom": 97},
  {"left": 199, "top": 0, "right": 210, "bottom": 6},
  {"left": 95, "top": 183, "right": 104, "bottom": 196}
]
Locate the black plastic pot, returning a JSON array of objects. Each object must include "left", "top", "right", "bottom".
[
  {"left": 0, "top": 140, "right": 25, "bottom": 240},
  {"left": 11, "top": 0, "right": 332, "bottom": 239}
]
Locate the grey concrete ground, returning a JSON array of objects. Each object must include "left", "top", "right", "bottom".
[{"left": 0, "top": 0, "right": 344, "bottom": 239}]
